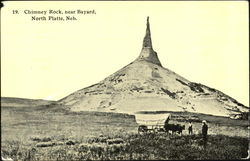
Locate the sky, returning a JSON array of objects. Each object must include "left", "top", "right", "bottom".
[{"left": 1, "top": 1, "right": 249, "bottom": 106}]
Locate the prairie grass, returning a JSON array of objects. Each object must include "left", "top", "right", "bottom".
[
  {"left": 1, "top": 133, "right": 249, "bottom": 160},
  {"left": 1, "top": 105, "right": 249, "bottom": 160}
]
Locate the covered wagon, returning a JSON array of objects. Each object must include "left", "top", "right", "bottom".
[{"left": 135, "top": 112, "right": 171, "bottom": 134}]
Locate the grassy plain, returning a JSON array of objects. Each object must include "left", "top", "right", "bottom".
[{"left": 1, "top": 104, "right": 249, "bottom": 160}]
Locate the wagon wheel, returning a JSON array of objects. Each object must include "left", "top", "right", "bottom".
[
  {"left": 153, "top": 127, "right": 159, "bottom": 133},
  {"left": 138, "top": 125, "right": 147, "bottom": 135},
  {"left": 138, "top": 128, "right": 143, "bottom": 135}
]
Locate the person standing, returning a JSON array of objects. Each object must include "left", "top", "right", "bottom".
[
  {"left": 188, "top": 121, "right": 193, "bottom": 135},
  {"left": 202, "top": 120, "right": 208, "bottom": 147}
]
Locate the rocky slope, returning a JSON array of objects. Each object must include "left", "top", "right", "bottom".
[{"left": 58, "top": 17, "right": 249, "bottom": 117}]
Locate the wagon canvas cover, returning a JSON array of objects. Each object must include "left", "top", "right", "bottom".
[{"left": 135, "top": 113, "right": 171, "bottom": 126}]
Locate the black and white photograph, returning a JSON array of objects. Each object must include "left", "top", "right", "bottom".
[{"left": 1, "top": 1, "right": 249, "bottom": 160}]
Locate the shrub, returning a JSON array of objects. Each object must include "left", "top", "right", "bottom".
[
  {"left": 106, "top": 138, "right": 124, "bottom": 145},
  {"left": 88, "top": 136, "right": 108, "bottom": 144},
  {"left": 65, "top": 140, "right": 77, "bottom": 145},
  {"left": 78, "top": 143, "right": 90, "bottom": 153},
  {"left": 36, "top": 142, "right": 55, "bottom": 147},
  {"left": 30, "top": 136, "right": 52, "bottom": 142}
]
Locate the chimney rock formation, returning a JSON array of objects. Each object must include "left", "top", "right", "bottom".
[
  {"left": 58, "top": 17, "right": 249, "bottom": 117},
  {"left": 137, "top": 17, "right": 162, "bottom": 66}
]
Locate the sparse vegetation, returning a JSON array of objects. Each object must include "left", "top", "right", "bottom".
[
  {"left": 1, "top": 132, "right": 249, "bottom": 160},
  {"left": 188, "top": 82, "right": 204, "bottom": 93},
  {"left": 1, "top": 105, "right": 249, "bottom": 160},
  {"left": 175, "top": 79, "right": 205, "bottom": 93},
  {"left": 161, "top": 88, "right": 176, "bottom": 99},
  {"left": 144, "top": 90, "right": 153, "bottom": 93},
  {"left": 176, "top": 79, "right": 188, "bottom": 86},
  {"left": 131, "top": 87, "right": 144, "bottom": 92}
]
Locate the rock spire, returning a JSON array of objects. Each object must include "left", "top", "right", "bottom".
[
  {"left": 137, "top": 16, "right": 162, "bottom": 66},
  {"left": 143, "top": 16, "right": 152, "bottom": 48}
]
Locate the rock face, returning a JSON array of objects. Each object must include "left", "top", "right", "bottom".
[
  {"left": 137, "top": 17, "right": 162, "bottom": 66},
  {"left": 58, "top": 17, "right": 249, "bottom": 117}
]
